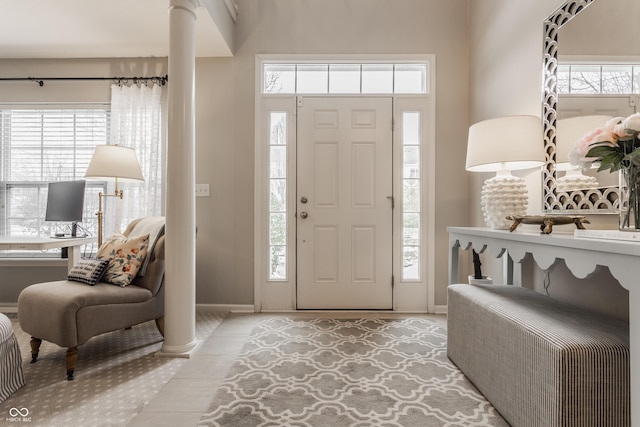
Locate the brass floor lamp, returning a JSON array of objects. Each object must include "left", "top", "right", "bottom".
[{"left": 84, "top": 145, "right": 144, "bottom": 247}]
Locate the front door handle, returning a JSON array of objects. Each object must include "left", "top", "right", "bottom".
[{"left": 299, "top": 211, "right": 308, "bottom": 219}]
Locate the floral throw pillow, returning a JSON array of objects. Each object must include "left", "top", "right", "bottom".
[
  {"left": 68, "top": 259, "right": 110, "bottom": 286},
  {"left": 97, "top": 233, "right": 150, "bottom": 287}
]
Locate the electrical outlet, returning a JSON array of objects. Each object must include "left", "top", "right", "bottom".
[{"left": 195, "top": 183, "right": 210, "bottom": 197}]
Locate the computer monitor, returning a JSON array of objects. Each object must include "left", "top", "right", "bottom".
[{"left": 45, "top": 180, "right": 86, "bottom": 237}]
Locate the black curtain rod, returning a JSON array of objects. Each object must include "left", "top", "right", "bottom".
[{"left": 0, "top": 74, "right": 168, "bottom": 87}]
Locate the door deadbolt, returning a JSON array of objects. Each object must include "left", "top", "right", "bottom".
[
  {"left": 299, "top": 211, "right": 308, "bottom": 219},
  {"left": 300, "top": 196, "right": 308, "bottom": 204}
]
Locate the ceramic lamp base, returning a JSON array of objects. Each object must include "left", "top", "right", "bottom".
[
  {"left": 481, "top": 172, "right": 528, "bottom": 230},
  {"left": 556, "top": 169, "right": 599, "bottom": 192}
]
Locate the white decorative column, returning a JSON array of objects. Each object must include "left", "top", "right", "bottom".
[{"left": 158, "top": 0, "right": 200, "bottom": 357}]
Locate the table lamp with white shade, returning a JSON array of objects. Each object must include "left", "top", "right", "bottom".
[
  {"left": 555, "top": 115, "right": 612, "bottom": 191},
  {"left": 466, "top": 116, "right": 544, "bottom": 229},
  {"left": 84, "top": 145, "right": 144, "bottom": 246}
]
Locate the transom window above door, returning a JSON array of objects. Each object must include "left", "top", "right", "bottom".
[
  {"left": 262, "top": 63, "right": 428, "bottom": 95},
  {"left": 557, "top": 63, "right": 640, "bottom": 94}
]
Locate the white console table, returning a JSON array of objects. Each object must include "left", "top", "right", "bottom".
[
  {"left": 448, "top": 226, "right": 639, "bottom": 424},
  {"left": 0, "top": 236, "right": 97, "bottom": 271}
]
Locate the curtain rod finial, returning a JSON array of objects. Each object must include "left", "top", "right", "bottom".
[{"left": 28, "top": 77, "right": 44, "bottom": 87}]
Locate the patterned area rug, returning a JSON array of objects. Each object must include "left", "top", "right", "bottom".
[
  {"left": 1, "top": 312, "right": 226, "bottom": 427},
  {"left": 198, "top": 318, "right": 509, "bottom": 426}
]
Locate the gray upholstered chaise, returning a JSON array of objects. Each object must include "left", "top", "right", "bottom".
[
  {"left": 17, "top": 217, "right": 165, "bottom": 380},
  {"left": 447, "top": 284, "right": 630, "bottom": 427}
]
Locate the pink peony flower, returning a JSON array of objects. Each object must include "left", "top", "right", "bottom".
[
  {"left": 606, "top": 117, "right": 625, "bottom": 127},
  {"left": 623, "top": 113, "right": 640, "bottom": 133},
  {"left": 568, "top": 146, "right": 585, "bottom": 166},
  {"left": 574, "top": 131, "right": 597, "bottom": 157},
  {"left": 614, "top": 122, "right": 633, "bottom": 139},
  {"left": 569, "top": 112, "right": 640, "bottom": 170},
  {"left": 575, "top": 126, "right": 617, "bottom": 156}
]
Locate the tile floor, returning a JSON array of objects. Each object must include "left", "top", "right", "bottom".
[{"left": 128, "top": 312, "right": 447, "bottom": 427}]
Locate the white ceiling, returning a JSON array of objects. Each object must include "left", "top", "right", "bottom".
[{"left": 0, "top": 0, "right": 232, "bottom": 59}]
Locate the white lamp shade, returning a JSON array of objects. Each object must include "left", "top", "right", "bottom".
[
  {"left": 465, "top": 115, "right": 544, "bottom": 172},
  {"left": 85, "top": 145, "right": 144, "bottom": 182},
  {"left": 555, "top": 115, "right": 612, "bottom": 169}
]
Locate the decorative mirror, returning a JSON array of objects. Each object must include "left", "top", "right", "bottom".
[{"left": 542, "top": 0, "right": 619, "bottom": 212}]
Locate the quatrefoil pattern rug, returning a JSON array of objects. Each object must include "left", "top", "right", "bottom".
[
  {"left": 1, "top": 313, "right": 225, "bottom": 427},
  {"left": 199, "top": 318, "right": 508, "bottom": 426}
]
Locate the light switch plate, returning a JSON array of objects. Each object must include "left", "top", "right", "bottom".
[{"left": 195, "top": 183, "right": 210, "bottom": 197}]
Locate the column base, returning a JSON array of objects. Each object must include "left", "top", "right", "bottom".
[{"left": 155, "top": 338, "right": 202, "bottom": 359}]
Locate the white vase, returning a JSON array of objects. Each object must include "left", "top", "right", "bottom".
[{"left": 619, "top": 167, "right": 640, "bottom": 231}]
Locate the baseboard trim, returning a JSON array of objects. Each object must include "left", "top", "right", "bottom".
[
  {"left": 0, "top": 304, "right": 17, "bottom": 313},
  {"left": 0, "top": 303, "right": 254, "bottom": 315},
  {"left": 260, "top": 307, "right": 447, "bottom": 314},
  {"left": 434, "top": 304, "right": 447, "bottom": 315},
  {"left": 4, "top": 303, "right": 444, "bottom": 316},
  {"left": 196, "top": 303, "right": 255, "bottom": 313}
]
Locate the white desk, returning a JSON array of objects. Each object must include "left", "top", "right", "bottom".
[
  {"left": 448, "top": 226, "right": 639, "bottom": 424},
  {"left": 0, "top": 236, "right": 97, "bottom": 271}
]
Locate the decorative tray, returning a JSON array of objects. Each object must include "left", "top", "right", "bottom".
[{"left": 506, "top": 215, "right": 589, "bottom": 234}]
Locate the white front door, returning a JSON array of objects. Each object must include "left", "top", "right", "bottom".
[{"left": 296, "top": 97, "right": 393, "bottom": 309}]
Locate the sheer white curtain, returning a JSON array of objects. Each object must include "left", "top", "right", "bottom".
[{"left": 105, "top": 83, "right": 165, "bottom": 235}]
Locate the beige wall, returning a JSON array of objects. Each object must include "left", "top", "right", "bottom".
[
  {"left": 561, "top": 0, "right": 640, "bottom": 57},
  {"left": 468, "top": 0, "right": 629, "bottom": 320},
  {"left": 199, "top": 0, "right": 470, "bottom": 307},
  {"left": 0, "top": 58, "right": 167, "bottom": 103},
  {"left": 4, "top": 1, "right": 625, "bottom": 316},
  {"left": 1, "top": 0, "right": 470, "bottom": 309}
]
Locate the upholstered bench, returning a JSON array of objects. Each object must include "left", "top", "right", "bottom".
[
  {"left": 0, "top": 313, "right": 25, "bottom": 403},
  {"left": 447, "top": 284, "right": 630, "bottom": 427}
]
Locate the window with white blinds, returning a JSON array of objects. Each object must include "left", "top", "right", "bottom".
[{"left": 0, "top": 106, "right": 109, "bottom": 240}]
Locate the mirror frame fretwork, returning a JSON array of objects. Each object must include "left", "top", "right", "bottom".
[{"left": 542, "top": 0, "right": 619, "bottom": 213}]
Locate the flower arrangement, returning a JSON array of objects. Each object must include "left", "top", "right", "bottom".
[
  {"left": 569, "top": 114, "right": 640, "bottom": 171},
  {"left": 569, "top": 113, "right": 640, "bottom": 230}
]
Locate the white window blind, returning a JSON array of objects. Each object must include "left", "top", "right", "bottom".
[{"left": 0, "top": 106, "right": 109, "bottom": 239}]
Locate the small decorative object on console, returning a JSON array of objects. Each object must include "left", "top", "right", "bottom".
[{"left": 506, "top": 215, "right": 589, "bottom": 234}]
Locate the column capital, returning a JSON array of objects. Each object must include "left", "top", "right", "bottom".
[{"left": 169, "top": 0, "right": 200, "bottom": 14}]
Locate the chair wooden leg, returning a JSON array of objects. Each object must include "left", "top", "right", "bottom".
[
  {"left": 30, "top": 337, "right": 42, "bottom": 363},
  {"left": 66, "top": 347, "right": 78, "bottom": 381},
  {"left": 155, "top": 317, "right": 164, "bottom": 337}
]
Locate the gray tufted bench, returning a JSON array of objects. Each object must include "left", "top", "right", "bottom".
[{"left": 447, "top": 284, "right": 630, "bottom": 427}]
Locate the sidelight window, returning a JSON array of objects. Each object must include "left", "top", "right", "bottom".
[
  {"left": 268, "top": 112, "right": 288, "bottom": 280},
  {"left": 401, "top": 111, "right": 422, "bottom": 281}
]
